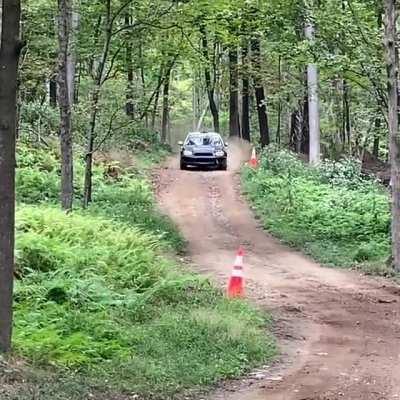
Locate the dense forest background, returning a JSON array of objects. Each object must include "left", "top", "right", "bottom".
[
  {"left": 0, "top": 1, "right": 399, "bottom": 397},
  {"left": 20, "top": 0, "right": 387, "bottom": 156}
]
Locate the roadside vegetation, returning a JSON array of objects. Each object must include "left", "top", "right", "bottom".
[
  {"left": 2, "top": 0, "right": 400, "bottom": 396},
  {"left": 243, "top": 147, "right": 393, "bottom": 276},
  {"left": 6, "top": 141, "right": 276, "bottom": 399}
]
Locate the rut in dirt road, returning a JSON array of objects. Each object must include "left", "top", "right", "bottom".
[{"left": 157, "top": 140, "right": 400, "bottom": 400}]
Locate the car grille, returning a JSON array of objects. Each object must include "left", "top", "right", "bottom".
[{"left": 194, "top": 152, "right": 213, "bottom": 156}]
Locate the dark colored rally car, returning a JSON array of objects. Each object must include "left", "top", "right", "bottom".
[{"left": 178, "top": 132, "right": 228, "bottom": 170}]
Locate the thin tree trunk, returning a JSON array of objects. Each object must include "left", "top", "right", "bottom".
[
  {"left": 373, "top": 116, "right": 381, "bottom": 158},
  {"left": 251, "top": 38, "right": 269, "bottom": 146},
  {"left": 241, "top": 43, "right": 250, "bottom": 142},
  {"left": 161, "top": 65, "right": 172, "bottom": 143},
  {"left": 276, "top": 55, "right": 282, "bottom": 144},
  {"left": 200, "top": 24, "right": 219, "bottom": 132},
  {"left": 192, "top": 71, "right": 201, "bottom": 130},
  {"left": 151, "top": 66, "right": 163, "bottom": 130},
  {"left": 58, "top": 0, "right": 74, "bottom": 211},
  {"left": 291, "top": 109, "right": 303, "bottom": 153},
  {"left": 139, "top": 42, "right": 147, "bottom": 127},
  {"left": 83, "top": 0, "right": 112, "bottom": 207},
  {"left": 385, "top": 0, "right": 400, "bottom": 272},
  {"left": 229, "top": 47, "right": 240, "bottom": 137},
  {"left": 196, "top": 103, "right": 208, "bottom": 131},
  {"left": 305, "top": 17, "right": 321, "bottom": 164},
  {"left": 49, "top": 77, "right": 57, "bottom": 107},
  {"left": 301, "top": 92, "right": 310, "bottom": 154},
  {"left": 0, "top": 0, "right": 21, "bottom": 353},
  {"left": 343, "top": 79, "right": 351, "bottom": 146},
  {"left": 67, "top": 7, "right": 78, "bottom": 105},
  {"left": 83, "top": 88, "right": 100, "bottom": 207},
  {"left": 75, "top": 62, "right": 81, "bottom": 103},
  {"left": 125, "top": 13, "right": 134, "bottom": 119}
]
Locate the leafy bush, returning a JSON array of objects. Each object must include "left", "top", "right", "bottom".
[
  {"left": 20, "top": 102, "right": 60, "bottom": 139},
  {"left": 89, "top": 176, "right": 184, "bottom": 250},
  {"left": 316, "top": 157, "right": 365, "bottom": 188},
  {"left": 16, "top": 142, "right": 182, "bottom": 249},
  {"left": 243, "top": 147, "right": 392, "bottom": 272},
  {"left": 14, "top": 206, "right": 275, "bottom": 398},
  {"left": 16, "top": 142, "right": 60, "bottom": 203},
  {"left": 13, "top": 143, "right": 275, "bottom": 398}
]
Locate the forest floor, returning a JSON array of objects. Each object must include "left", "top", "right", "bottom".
[{"left": 156, "top": 139, "right": 400, "bottom": 400}]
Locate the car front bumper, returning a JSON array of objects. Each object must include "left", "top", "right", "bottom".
[{"left": 182, "top": 156, "right": 226, "bottom": 166}]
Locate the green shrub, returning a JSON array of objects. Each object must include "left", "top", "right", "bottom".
[
  {"left": 14, "top": 206, "right": 275, "bottom": 398},
  {"left": 90, "top": 176, "right": 184, "bottom": 250},
  {"left": 16, "top": 142, "right": 183, "bottom": 249},
  {"left": 243, "top": 147, "right": 392, "bottom": 271}
]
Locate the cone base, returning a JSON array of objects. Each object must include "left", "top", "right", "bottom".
[
  {"left": 249, "top": 159, "right": 258, "bottom": 168},
  {"left": 227, "top": 277, "right": 245, "bottom": 298}
]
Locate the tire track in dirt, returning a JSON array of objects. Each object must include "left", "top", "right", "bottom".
[{"left": 156, "top": 139, "right": 400, "bottom": 400}]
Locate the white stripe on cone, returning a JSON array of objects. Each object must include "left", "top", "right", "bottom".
[
  {"left": 234, "top": 255, "right": 243, "bottom": 267},
  {"left": 231, "top": 269, "right": 244, "bottom": 277}
]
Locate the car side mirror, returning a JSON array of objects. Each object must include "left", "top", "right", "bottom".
[
  {"left": 224, "top": 142, "right": 228, "bottom": 147},
  {"left": 178, "top": 141, "right": 183, "bottom": 146}
]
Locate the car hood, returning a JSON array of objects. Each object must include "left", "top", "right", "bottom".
[{"left": 184, "top": 145, "right": 223, "bottom": 152}]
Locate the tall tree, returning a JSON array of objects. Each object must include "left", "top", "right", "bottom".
[
  {"left": 151, "top": 65, "right": 163, "bottom": 130},
  {"left": 305, "top": 2, "right": 320, "bottom": 164},
  {"left": 49, "top": 77, "right": 57, "bottom": 107},
  {"left": 161, "top": 60, "right": 173, "bottom": 143},
  {"left": 125, "top": 12, "right": 134, "bottom": 119},
  {"left": 199, "top": 22, "right": 219, "bottom": 132},
  {"left": 384, "top": 0, "right": 400, "bottom": 272},
  {"left": 58, "top": 0, "right": 74, "bottom": 210},
  {"left": 251, "top": 37, "right": 269, "bottom": 146},
  {"left": 67, "top": 6, "right": 78, "bottom": 104},
  {"left": 229, "top": 47, "right": 240, "bottom": 137},
  {"left": 83, "top": 0, "right": 113, "bottom": 207},
  {"left": 0, "top": 0, "right": 22, "bottom": 353},
  {"left": 241, "top": 42, "right": 250, "bottom": 142}
]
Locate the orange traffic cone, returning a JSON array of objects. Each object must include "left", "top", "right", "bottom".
[
  {"left": 227, "top": 247, "right": 245, "bottom": 298},
  {"left": 249, "top": 147, "right": 258, "bottom": 168}
]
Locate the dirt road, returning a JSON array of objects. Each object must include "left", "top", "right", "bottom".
[{"left": 157, "top": 140, "right": 400, "bottom": 400}]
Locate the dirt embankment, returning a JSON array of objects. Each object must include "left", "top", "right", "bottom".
[{"left": 157, "top": 139, "right": 400, "bottom": 400}]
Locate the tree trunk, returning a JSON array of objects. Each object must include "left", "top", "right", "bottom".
[
  {"left": 83, "top": 88, "right": 99, "bottom": 207},
  {"left": 251, "top": 38, "right": 269, "bottom": 146},
  {"left": 229, "top": 48, "right": 240, "bottom": 137},
  {"left": 290, "top": 109, "right": 302, "bottom": 153},
  {"left": 384, "top": 0, "right": 400, "bottom": 272},
  {"left": 373, "top": 116, "right": 381, "bottom": 158},
  {"left": 57, "top": 0, "right": 74, "bottom": 211},
  {"left": 151, "top": 65, "right": 163, "bottom": 130},
  {"left": 342, "top": 79, "right": 351, "bottom": 147},
  {"left": 139, "top": 42, "right": 147, "bottom": 127},
  {"left": 125, "top": 13, "right": 134, "bottom": 119},
  {"left": 161, "top": 65, "right": 171, "bottom": 143},
  {"left": 301, "top": 94, "right": 309, "bottom": 154},
  {"left": 0, "top": 0, "right": 21, "bottom": 353},
  {"left": 67, "top": 8, "right": 78, "bottom": 105},
  {"left": 241, "top": 43, "right": 250, "bottom": 142},
  {"left": 49, "top": 77, "right": 57, "bottom": 107},
  {"left": 276, "top": 55, "right": 282, "bottom": 144},
  {"left": 83, "top": 0, "right": 112, "bottom": 207},
  {"left": 200, "top": 24, "right": 219, "bottom": 132},
  {"left": 305, "top": 17, "right": 321, "bottom": 164}
]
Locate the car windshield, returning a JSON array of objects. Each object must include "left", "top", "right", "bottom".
[{"left": 186, "top": 135, "right": 222, "bottom": 146}]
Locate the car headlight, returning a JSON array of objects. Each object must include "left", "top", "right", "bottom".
[
  {"left": 183, "top": 150, "right": 193, "bottom": 156},
  {"left": 215, "top": 150, "right": 225, "bottom": 157}
]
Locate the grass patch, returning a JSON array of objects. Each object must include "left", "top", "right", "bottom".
[
  {"left": 10, "top": 142, "right": 276, "bottom": 399},
  {"left": 242, "top": 147, "right": 395, "bottom": 276}
]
